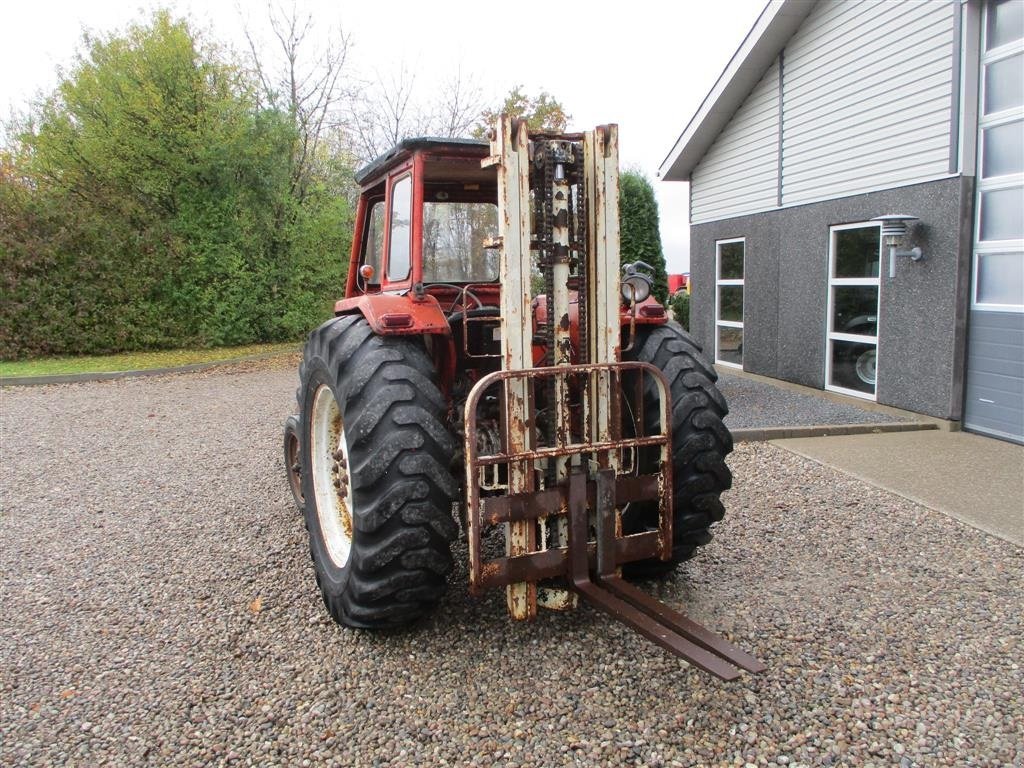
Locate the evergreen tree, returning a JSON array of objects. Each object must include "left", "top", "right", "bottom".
[{"left": 618, "top": 169, "right": 668, "bottom": 304}]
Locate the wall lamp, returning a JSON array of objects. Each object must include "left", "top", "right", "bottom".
[{"left": 871, "top": 215, "right": 923, "bottom": 278}]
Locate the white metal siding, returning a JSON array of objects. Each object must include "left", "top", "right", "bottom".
[
  {"left": 691, "top": 62, "right": 780, "bottom": 224},
  {"left": 782, "top": 0, "right": 956, "bottom": 206}
]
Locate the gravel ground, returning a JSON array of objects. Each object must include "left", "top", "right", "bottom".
[
  {"left": 717, "top": 372, "right": 909, "bottom": 431},
  {"left": 2, "top": 360, "right": 1021, "bottom": 767}
]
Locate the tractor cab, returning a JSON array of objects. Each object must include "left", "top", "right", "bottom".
[
  {"left": 337, "top": 137, "right": 668, "bottom": 386},
  {"left": 342, "top": 138, "right": 500, "bottom": 316}
]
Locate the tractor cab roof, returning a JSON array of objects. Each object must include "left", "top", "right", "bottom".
[{"left": 354, "top": 137, "right": 490, "bottom": 187}]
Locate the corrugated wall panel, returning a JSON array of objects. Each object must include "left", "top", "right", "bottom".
[
  {"left": 783, "top": 88, "right": 953, "bottom": 154},
  {"left": 784, "top": 50, "right": 952, "bottom": 129},
  {"left": 696, "top": 175, "right": 780, "bottom": 207},
  {"left": 782, "top": 0, "right": 955, "bottom": 207},
  {"left": 690, "top": 61, "right": 779, "bottom": 224},
  {"left": 695, "top": 114, "right": 779, "bottom": 164},
  {"left": 785, "top": 3, "right": 941, "bottom": 80},
  {"left": 964, "top": 310, "right": 1024, "bottom": 442},
  {"left": 784, "top": 119, "right": 953, "bottom": 190}
]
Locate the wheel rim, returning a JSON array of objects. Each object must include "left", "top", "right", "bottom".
[
  {"left": 310, "top": 384, "right": 353, "bottom": 568},
  {"left": 855, "top": 348, "right": 877, "bottom": 386}
]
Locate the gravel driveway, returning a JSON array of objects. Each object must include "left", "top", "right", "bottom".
[{"left": 2, "top": 360, "right": 1021, "bottom": 767}]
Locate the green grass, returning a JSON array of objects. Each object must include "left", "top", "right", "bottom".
[{"left": 0, "top": 342, "right": 300, "bottom": 378}]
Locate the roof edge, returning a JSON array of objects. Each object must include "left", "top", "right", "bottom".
[
  {"left": 354, "top": 137, "right": 489, "bottom": 186},
  {"left": 658, "top": 0, "right": 817, "bottom": 182}
]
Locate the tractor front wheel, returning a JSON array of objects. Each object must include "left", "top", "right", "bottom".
[
  {"left": 622, "top": 322, "right": 734, "bottom": 576},
  {"left": 297, "top": 316, "right": 459, "bottom": 628}
]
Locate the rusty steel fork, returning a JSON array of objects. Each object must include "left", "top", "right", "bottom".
[{"left": 567, "top": 471, "right": 766, "bottom": 681}]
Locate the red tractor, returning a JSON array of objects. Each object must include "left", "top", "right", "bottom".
[
  {"left": 284, "top": 118, "right": 762, "bottom": 679},
  {"left": 668, "top": 272, "right": 690, "bottom": 296}
]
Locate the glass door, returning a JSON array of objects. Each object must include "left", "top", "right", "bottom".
[
  {"left": 715, "top": 239, "right": 745, "bottom": 369},
  {"left": 826, "top": 223, "right": 881, "bottom": 399}
]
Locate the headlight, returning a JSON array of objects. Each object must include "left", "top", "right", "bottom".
[{"left": 621, "top": 273, "right": 652, "bottom": 303}]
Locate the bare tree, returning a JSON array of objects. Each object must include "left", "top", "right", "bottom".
[
  {"left": 344, "top": 63, "right": 485, "bottom": 166},
  {"left": 242, "top": 2, "right": 354, "bottom": 199},
  {"left": 429, "top": 67, "right": 485, "bottom": 140},
  {"left": 345, "top": 63, "right": 427, "bottom": 166},
  {"left": 240, "top": 5, "right": 502, "bottom": 175}
]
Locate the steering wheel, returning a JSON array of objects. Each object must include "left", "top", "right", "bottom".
[{"left": 444, "top": 285, "right": 485, "bottom": 314}]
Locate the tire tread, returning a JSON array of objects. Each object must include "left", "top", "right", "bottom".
[
  {"left": 298, "top": 317, "right": 456, "bottom": 628},
  {"left": 623, "top": 322, "right": 733, "bottom": 575}
]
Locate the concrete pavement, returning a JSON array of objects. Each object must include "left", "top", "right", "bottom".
[
  {"left": 717, "top": 368, "right": 946, "bottom": 441},
  {"left": 772, "top": 429, "right": 1024, "bottom": 546}
]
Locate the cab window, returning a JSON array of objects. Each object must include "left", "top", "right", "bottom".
[
  {"left": 387, "top": 175, "right": 412, "bottom": 281},
  {"left": 361, "top": 200, "right": 385, "bottom": 286},
  {"left": 422, "top": 201, "right": 499, "bottom": 282}
]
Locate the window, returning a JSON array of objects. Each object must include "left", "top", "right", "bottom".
[
  {"left": 826, "top": 223, "right": 881, "bottom": 399},
  {"left": 387, "top": 175, "right": 412, "bottom": 282},
  {"left": 360, "top": 200, "right": 385, "bottom": 285},
  {"left": 422, "top": 202, "right": 499, "bottom": 282},
  {"left": 715, "top": 239, "right": 744, "bottom": 368},
  {"left": 974, "top": 0, "right": 1024, "bottom": 311}
]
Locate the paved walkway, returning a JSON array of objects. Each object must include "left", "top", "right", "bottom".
[
  {"left": 720, "top": 366, "right": 1024, "bottom": 548},
  {"left": 717, "top": 368, "right": 942, "bottom": 441},
  {"left": 717, "top": 367, "right": 1023, "bottom": 547},
  {"left": 719, "top": 370, "right": 910, "bottom": 429},
  {"left": 773, "top": 429, "right": 1024, "bottom": 546}
]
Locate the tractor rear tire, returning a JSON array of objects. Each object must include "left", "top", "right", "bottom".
[
  {"left": 622, "top": 322, "right": 733, "bottom": 577},
  {"left": 297, "top": 316, "right": 459, "bottom": 628}
]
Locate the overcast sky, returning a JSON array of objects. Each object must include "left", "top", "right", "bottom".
[{"left": 1, "top": 0, "right": 767, "bottom": 272}]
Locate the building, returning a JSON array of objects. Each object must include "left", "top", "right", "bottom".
[{"left": 659, "top": 0, "right": 1023, "bottom": 443}]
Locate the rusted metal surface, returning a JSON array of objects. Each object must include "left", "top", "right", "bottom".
[
  {"left": 309, "top": 385, "right": 354, "bottom": 569},
  {"left": 551, "top": 165, "right": 573, "bottom": 480},
  {"left": 563, "top": 467, "right": 740, "bottom": 680},
  {"left": 464, "top": 361, "right": 672, "bottom": 594},
  {"left": 487, "top": 115, "right": 537, "bottom": 620},
  {"left": 599, "top": 576, "right": 767, "bottom": 675},
  {"left": 572, "top": 582, "right": 746, "bottom": 681},
  {"left": 481, "top": 475, "right": 658, "bottom": 525},
  {"left": 329, "top": 411, "right": 354, "bottom": 545},
  {"left": 594, "top": 469, "right": 616, "bottom": 577},
  {"left": 464, "top": 120, "right": 762, "bottom": 679},
  {"left": 458, "top": 314, "right": 501, "bottom": 360},
  {"left": 474, "top": 532, "right": 662, "bottom": 588},
  {"left": 568, "top": 462, "right": 761, "bottom": 681},
  {"left": 283, "top": 415, "right": 304, "bottom": 511},
  {"left": 333, "top": 292, "right": 450, "bottom": 335},
  {"left": 473, "top": 434, "right": 668, "bottom": 466},
  {"left": 536, "top": 587, "right": 576, "bottom": 611}
]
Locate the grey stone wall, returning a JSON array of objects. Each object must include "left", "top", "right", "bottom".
[{"left": 688, "top": 177, "right": 973, "bottom": 420}]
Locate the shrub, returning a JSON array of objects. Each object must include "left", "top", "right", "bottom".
[
  {"left": 670, "top": 291, "right": 690, "bottom": 331},
  {"left": 0, "top": 12, "right": 351, "bottom": 359}
]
